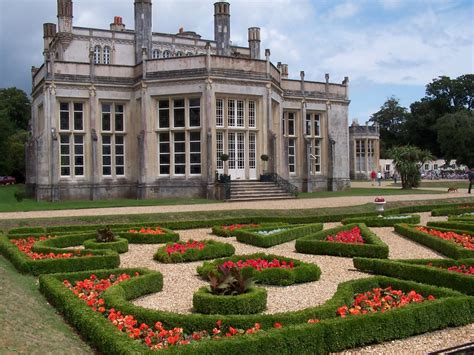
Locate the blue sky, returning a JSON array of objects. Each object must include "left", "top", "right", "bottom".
[{"left": 0, "top": 0, "right": 472, "bottom": 121}]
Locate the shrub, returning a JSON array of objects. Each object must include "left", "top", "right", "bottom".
[
  {"left": 427, "top": 221, "right": 474, "bottom": 232},
  {"left": 39, "top": 269, "right": 474, "bottom": 354},
  {"left": 353, "top": 257, "right": 474, "bottom": 295},
  {"left": 120, "top": 227, "right": 179, "bottom": 244},
  {"left": 234, "top": 223, "right": 323, "bottom": 248},
  {"left": 197, "top": 253, "right": 321, "bottom": 286},
  {"left": 295, "top": 224, "right": 389, "bottom": 258},
  {"left": 431, "top": 203, "right": 474, "bottom": 216},
  {"left": 14, "top": 188, "right": 26, "bottom": 202},
  {"left": 394, "top": 224, "right": 474, "bottom": 259},
  {"left": 154, "top": 240, "right": 235, "bottom": 263},
  {"left": 341, "top": 215, "right": 420, "bottom": 227},
  {"left": 83, "top": 237, "right": 129, "bottom": 253},
  {"left": 96, "top": 227, "right": 117, "bottom": 243},
  {"left": 193, "top": 286, "right": 267, "bottom": 315}
]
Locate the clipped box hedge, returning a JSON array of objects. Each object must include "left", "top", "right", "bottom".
[
  {"left": 193, "top": 286, "right": 267, "bottom": 315},
  {"left": 295, "top": 224, "right": 389, "bottom": 258},
  {"left": 211, "top": 223, "right": 285, "bottom": 238},
  {"left": 197, "top": 253, "right": 321, "bottom": 286},
  {"left": 353, "top": 257, "right": 474, "bottom": 295},
  {"left": 154, "top": 240, "right": 235, "bottom": 263},
  {"left": 431, "top": 204, "right": 474, "bottom": 216},
  {"left": 234, "top": 223, "right": 324, "bottom": 248},
  {"left": 341, "top": 214, "right": 420, "bottom": 227},
  {"left": 0, "top": 234, "right": 119, "bottom": 275},
  {"left": 83, "top": 237, "right": 129, "bottom": 253},
  {"left": 39, "top": 268, "right": 474, "bottom": 354},
  {"left": 427, "top": 221, "right": 474, "bottom": 232},
  {"left": 394, "top": 224, "right": 474, "bottom": 259},
  {"left": 118, "top": 228, "right": 179, "bottom": 244}
]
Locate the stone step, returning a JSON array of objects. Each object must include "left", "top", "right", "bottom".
[
  {"left": 231, "top": 191, "right": 291, "bottom": 197},
  {"left": 231, "top": 187, "right": 286, "bottom": 192},
  {"left": 228, "top": 195, "right": 295, "bottom": 202}
]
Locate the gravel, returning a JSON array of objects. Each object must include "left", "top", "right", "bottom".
[{"left": 119, "top": 212, "right": 473, "bottom": 353}]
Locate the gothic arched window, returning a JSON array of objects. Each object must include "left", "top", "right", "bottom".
[
  {"left": 176, "top": 51, "right": 184, "bottom": 57},
  {"left": 103, "top": 46, "right": 111, "bottom": 64},
  {"left": 163, "top": 50, "right": 171, "bottom": 58},
  {"left": 152, "top": 49, "right": 160, "bottom": 59},
  {"left": 93, "top": 45, "right": 101, "bottom": 64}
]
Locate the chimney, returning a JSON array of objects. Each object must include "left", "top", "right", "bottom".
[
  {"left": 110, "top": 16, "right": 125, "bottom": 31},
  {"left": 281, "top": 64, "right": 288, "bottom": 79},
  {"left": 43, "top": 23, "right": 57, "bottom": 52},
  {"left": 248, "top": 27, "right": 260, "bottom": 59},
  {"left": 57, "top": 0, "right": 73, "bottom": 34},
  {"left": 134, "top": 0, "right": 152, "bottom": 64},
  {"left": 214, "top": 2, "right": 231, "bottom": 56}
]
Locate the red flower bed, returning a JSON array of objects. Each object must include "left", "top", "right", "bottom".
[
  {"left": 165, "top": 240, "right": 205, "bottom": 256},
  {"left": 221, "top": 224, "right": 259, "bottom": 231},
  {"left": 459, "top": 206, "right": 474, "bottom": 209},
  {"left": 415, "top": 227, "right": 474, "bottom": 249},
  {"left": 326, "top": 226, "right": 364, "bottom": 244},
  {"left": 64, "top": 273, "right": 268, "bottom": 350},
  {"left": 11, "top": 236, "right": 77, "bottom": 260},
  {"left": 128, "top": 227, "right": 166, "bottom": 235},
  {"left": 221, "top": 258, "right": 294, "bottom": 271},
  {"left": 336, "top": 286, "right": 435, "bottom": 318},
  {"left": 427, "top": 262, "right": 474, "bottom": 275}
]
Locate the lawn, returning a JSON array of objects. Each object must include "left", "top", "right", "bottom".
[
  {"left": 0, "top": 255, "right": 93, "bottom": 354},
  {"left": 389, "top": 181, "right": 469, "bottom": 189},
  {"left": 0, "top": 184, "right": 218, "bottom": 213},
  {"left": 1, "top": 185, "right": 445, "bottom": 213}
]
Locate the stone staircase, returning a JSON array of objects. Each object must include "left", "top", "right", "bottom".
[{"left": 227, "top": 180, "right": 296, "bottom": 201}]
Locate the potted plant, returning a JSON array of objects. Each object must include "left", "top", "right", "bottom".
[
  {"left": 259, "top": 154, "right": 272, "bottom": 182},
  {"left": 374, "top": 196, "right": 386, "bottom": 214},
  {"left": 83, "top": 226, "right": 129, "bottom": 253},
  {"left": 192, "top": 265, "right": 267, "bottom": 314},
  {"left": 219, "top": 153, "right": 231, "bottom": 183}
]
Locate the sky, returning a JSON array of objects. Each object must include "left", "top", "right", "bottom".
[{"left": 0, "top": 0, "right": 473, "bottom": 122}]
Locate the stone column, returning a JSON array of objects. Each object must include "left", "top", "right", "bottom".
[
  {"left": 365, "top": 138, "right": 369, "bottom": 176},
  {"left": 205, "top": 78, "right": 215, "bottom": 198},
  {"left": 265, "top": 83, "right": 273, "bottom": 172},
  {"left": 49, "top": 84, "right": 60, "bottom": 201},
  {"left": 137, "top": 82, "right": 148, "bottom": 199},
  {"left": 300, "top": 100, "right": 309, "bottom": 190}
]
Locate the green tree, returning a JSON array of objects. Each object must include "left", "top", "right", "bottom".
[
  {"left": 368, "top": 97, "right": 409, "bottom": 157},
  {"left": 0, "top": 87, "right": 31, "bottom": 130},
  {"left": 388, "top": 146, "right": 434, "bottom": 189},
  {"left": 436, "top": 111, "right": 474, "bottom": 168}
]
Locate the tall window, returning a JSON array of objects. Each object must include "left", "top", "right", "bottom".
[
  {"left": 368, "top": 140, "right": 375, "bottom": 170},
  {"left": 216, "top": 98, "right": 224, "bottom": 127},
  {"left": 248, "top": 100, "right": 256, "bottom": 128},
  {"left": 163, "top": 50, "right": 171, "bottom": 58},
  {"left": 59, "top": 102, "right": 85, "bottom": 177},
  {"left": 288, "top": 112, "right": 295, "bottom": 136},
  {"left": 356, "top": 140, "right": 366, "bottom": 172},
  {"left": 288, "top": 138, "right": 296, "bottom": 174},
  {"left": 216, "top": 131, "right": 224, "bottom": 170},
  {"left": 103, "top": 46, "right": 111, "bottom": 64},
  {"left": 249, "top": 132, "right": 256, "bottom": 169},
  {"left": 228, "top": 99, "right": 235, "bottom": 127},
  {"left": 101, "top": 103, "right": 126, "bottom": 177},
  {"left": 306, "top": 112, "right": 322, "bottom": 174},
  {"left": 93, "top": 45, "right": 101, "bottom": 64},
  {"left": 236, "top": 100, "right": 244, "bottom": 127},
  {"left": 156, "top": 97, "right": 202, "bottom": 176}
]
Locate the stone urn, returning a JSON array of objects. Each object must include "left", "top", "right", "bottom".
[{"left": 374, "top": 197, "right": 386, "bottom": 213}]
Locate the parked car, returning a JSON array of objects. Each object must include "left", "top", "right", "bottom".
[{"left": 0, "top": 176, "right": 16, "bottom": 185}]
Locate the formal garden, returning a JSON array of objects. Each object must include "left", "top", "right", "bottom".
[{"left": 1, "top": 199, "right": 474, "bottom": 354}]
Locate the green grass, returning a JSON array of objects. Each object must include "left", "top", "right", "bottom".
[
  {"left": 389, "top": 181, "right": 469, "bottom": 189},
  {"left": 298, "top": 187, "right": 445, "bottom": 199},
  {"left": 0, "top": 255, "right": 93, "bottom": 354},
  {"left": 0, "top": 185, "right": 219, "bottom": 212}
]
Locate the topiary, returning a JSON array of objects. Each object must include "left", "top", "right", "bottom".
[
  {"left": 208, "top": 265, "right": 254, "bottom": 295},
  {"left": 96, "top": 227, "right": 117, "bottom": 243}
]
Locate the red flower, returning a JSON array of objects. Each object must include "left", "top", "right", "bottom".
[
  {"left": 326, "top": 227, "right": 364, "bottom": 244},
  {"left": 273, "top": 322, "right": 282, "bottom": 328}
]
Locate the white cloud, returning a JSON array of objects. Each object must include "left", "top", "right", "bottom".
[{"left": 326, "top": 1, "right": 360, "bottom": 20}]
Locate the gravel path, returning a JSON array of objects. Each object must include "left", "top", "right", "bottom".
[{"left": 119, "top": 212, "right": 472, "bottom": 352}]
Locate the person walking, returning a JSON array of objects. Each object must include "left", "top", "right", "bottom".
[
  {"left": 393, "top": 172, "right": 398, "bottom": 185},
  {"left": 377, "top": 171, "right": 382, "bottom": 186},
  {"left": 469, "top": 168, "right": 474, "bottom": 194},
  {"left": 370, "top": 170, "right": 376, "bottom": 186}
]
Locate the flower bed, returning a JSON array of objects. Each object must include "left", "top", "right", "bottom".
[
  {"left": 336, "top": 286, "right": 435, "bottom": 318},
  {"left": 233, "top": 223, "right": 323, "bottom": 248},
  {"left": 154, "top": 240, "right": 235, "bottom": 263},
  {"left": 394, "top": 224, "right": 474, "bottom": 259},
  {"left": 197, "top": 253, "right": 321, "bottom": 286},
  {"left": 0, "top": 234, "right": 119, "bottom": 275},
  {"left": 119, "top": 227, "right": 179, "bottom": 244},
  {"left": 326, "top": 226, "right": 364, "bottom": 244},
  {"left": 353, "top": 257, "right": 474, "bottom": 295},
  {"left": 212, "top": 223, "right": 265, "bottom": 238},
  {"left": 193, "top": 286, "right": 267, "bottom": 315},
  {"left": 295, "top": 224, "right": 389, "bottom": 258},
  {"left": 427, "top": 221, "right": 474, "bottom": 232},
  {"left": 39, "top": 268, "right": 474, "bottom": 354},
  {"left": 431, "top": 203, "right": 474, "bottom": 216},
  {"left": 415, "top": 226, "right": 474, "bottom": 249},
  {"left": 83, "top": 237, "right": 129, "bottom": 253},
  {"left": 341, "top": 214, "right": 420, "bottom": 227}
]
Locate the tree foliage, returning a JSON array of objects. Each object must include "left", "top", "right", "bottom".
[
  {"left": 368, "top": 97, "right": 408, "bottom": 157},
  {"left": 436, "top": 111, "right": 474, "bottom": 168},
  {"left": 388, "top": 146, "right": 434, "bottom": 189}
]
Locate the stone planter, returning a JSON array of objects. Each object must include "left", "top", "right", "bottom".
[
  {"left": 374, "top": 201, "right": 386, "bottom": 213},
  {"left": 192, "top": 286, "right": 267, "bottom": 314},
  {"left": 83, "top": 237, "right": 129, "bottom": 253}
]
